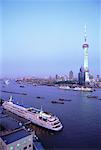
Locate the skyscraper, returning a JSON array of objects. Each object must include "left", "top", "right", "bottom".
[
  {"left": 78, "top": 66, "right": 85, "bottom": 85},
  {"left": 69, "top": 70, "right": 74, "bottom": 80},
  {"left": 82, "top": 25, "right": 90, "bottom": 83}
]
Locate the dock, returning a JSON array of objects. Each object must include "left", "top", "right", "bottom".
[{"left": 24, "top": 121, "right": 32, "bottom": 125}]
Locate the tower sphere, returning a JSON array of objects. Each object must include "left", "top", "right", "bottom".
[{"left": 82, "top": 43, "right": 89, "bottom": 48}]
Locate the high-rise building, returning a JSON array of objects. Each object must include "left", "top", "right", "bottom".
[
  {"left": 78, "top": 66, "right": 85, "bottom": 85},
  {"left": 82, "top": 25, "right": 90, "bottom": 83},
  {"left": 69, "top": 70, "right": 74, "bottom": 80},
  {"left": 96, "top": 75, "right": 100, "bottom": 82},
  {"left": 89, "top": 74, "right": 94, "bottom": 80}
]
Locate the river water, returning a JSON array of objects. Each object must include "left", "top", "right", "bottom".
[{"left": 0, "top": 81, "right": 101, "bottom": 149}]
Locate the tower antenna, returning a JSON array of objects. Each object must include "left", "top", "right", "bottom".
[{"left": 84, "top": 24, "right": 87, "bottom": 42}]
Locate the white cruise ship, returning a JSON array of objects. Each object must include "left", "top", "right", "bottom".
[
  {"left": 2, "top": 97, "right": 63, "bottom": 131},
  {"left": 59, "top": 85, "right": 71, "bottom": 90},
  {"left": 73, "top": 86, "right": 93, "bottom": 92}
]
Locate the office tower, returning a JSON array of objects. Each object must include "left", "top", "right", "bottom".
[
  {"left": 69, "top": 70, "right": 74, "bottom": 80},
  {"left": 78, "top": 66, "right": 85, "bottom": 85}
]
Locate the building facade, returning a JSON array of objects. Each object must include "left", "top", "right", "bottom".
[
  {"left": 69, "top": 71, "right": 74, "bottom": 80},
  {"left": 0, "top": 129, "right": 33, "bottom": 150},
  {"left": 78, "top": 67, "right": 85, "bottom": 85}
]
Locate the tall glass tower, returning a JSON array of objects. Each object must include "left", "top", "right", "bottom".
[{"left": 82, "top": 25, "right": 90, "bottom": 82}]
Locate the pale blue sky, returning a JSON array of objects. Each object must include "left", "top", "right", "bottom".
[{"left": 0, "top": 0, "right": 101, "bottom": 78}]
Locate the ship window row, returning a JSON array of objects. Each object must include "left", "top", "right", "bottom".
[
  {"left": 52, "top": 121, "right": 60, "bottom": 125},
  {"left": 7, "top": 106, "right": 26, "bottom": 113},
  {"left": 48, "top": 118, "right": 57, "bottom": 122},
  {"left": 53, "top": 125, "right": 61, "bottom": 128},
  {"left": 9, "top": 108, "right": 25, "bottom": 114},
  {"left": 6, "top": 106, "right": 22, "bottom": 111},
  {"left": 7, "top": 105, "right": 19, "bottom": 109},
  {"left": 39, "top": 116, "right": 47, "bottom": 122},
  {"left": 8, "top": 105, "right": 26, "bottom": 112}
]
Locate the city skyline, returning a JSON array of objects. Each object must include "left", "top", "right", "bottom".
[{"left": 0, "top": 0, "right": 101, "bottom": 78}]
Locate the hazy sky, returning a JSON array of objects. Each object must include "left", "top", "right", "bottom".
[{"left": 0, "top": 0, "right": 101, "bottom": 78}]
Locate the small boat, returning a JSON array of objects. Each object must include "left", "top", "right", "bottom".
[
  {"left": 4, "top": 80, "right": 10, "bottom": 85},
  {"left": 22, "top": 93, "right": 27, "bottom": 95},
  {"left": 58, "top": 98, "right": 64, "bottom": 101},
  {"left": 87, "top": 95, "right": 98, "bottom": 99},
  {"left": 36, "top": 96, "right": 44, "bottom": 99},
  {"left": 20, "top": 85, "right": 24, "bottom": 88},
  {"left": 51, "top": 101, "right": 64, "bottom": 104},
  {"left": 58, "top": 98, "right": 72, "bottom": 102},
  {"left": 65, "top": 99, "right": 72, "bottom": 102}
]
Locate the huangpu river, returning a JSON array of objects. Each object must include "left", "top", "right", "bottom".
[{"left": 0, "top": 81, "right": 101, "bottom": 149}]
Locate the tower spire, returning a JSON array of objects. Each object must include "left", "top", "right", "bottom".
[
  {"left": 84, "top": 24, "right": 87, "bottom": 42},
  {"left": 82, "top": 24, "right": 90, "bottom": 83}
]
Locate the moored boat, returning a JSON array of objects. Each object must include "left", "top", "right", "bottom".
[
  {"left": 2, "top": 97, "right": 63, "bottom": 131},
  {"left": 73, "top": 86, "right": 93, "bottom": 92}
]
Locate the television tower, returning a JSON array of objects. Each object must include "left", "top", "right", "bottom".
[{"left": 82, "top": 25, "right": 90, "bottom": 82}]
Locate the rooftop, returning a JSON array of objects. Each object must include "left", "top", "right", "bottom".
[
  {"left": 0, "top": 116, "right": 20, "bottom": 130},
  {"left": 1, "top": 128, "right": 31, "bottom": 144}
]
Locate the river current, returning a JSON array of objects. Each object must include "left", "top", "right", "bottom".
[{"left": 0, "top": 81, "right": 101, "bottom": 149}]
